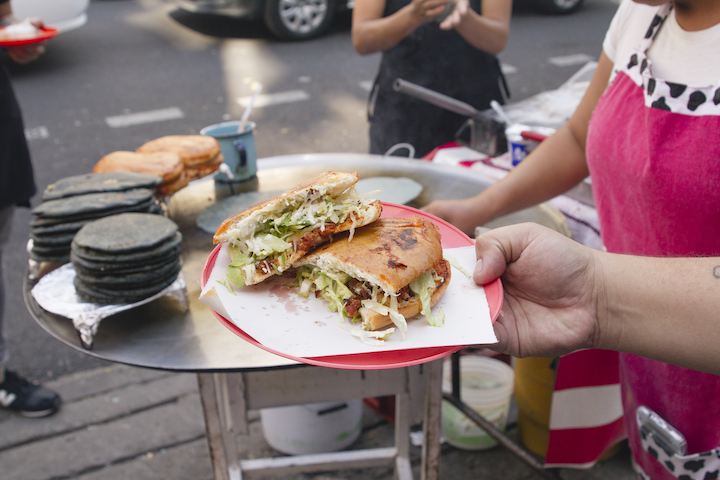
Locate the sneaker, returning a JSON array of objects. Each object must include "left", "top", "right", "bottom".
[{"left": 0, "top": 370, "right": 61, "bottom": 417}]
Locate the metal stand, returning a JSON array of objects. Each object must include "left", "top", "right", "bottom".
[
  {"left": 198, "top": 360, "right": 444, "bottom": 480},
  {"left": 446, "top": 352, "right": 561, "bottom": 480}
]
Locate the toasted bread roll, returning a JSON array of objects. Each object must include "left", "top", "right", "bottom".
[
  {"left": 93, "top": 151, "right": 184, "bottom": 184},
  {"left": 136, "top": 135, "right": 221, "bottom": 167},
  {"left": 186, "top": 154, "right": 223, "bottom": 181},
  {"left": 217, "top": 171, "right": 383, "bottom": 287},
  {"left": 294, "top": 217, "right": 450, "bottom": 333}
]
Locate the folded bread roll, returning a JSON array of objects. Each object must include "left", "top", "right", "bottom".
[
  {"left": 186, "top": 154, "right": 224, "bottom": 181},
  {"left": 93, "top": 151, "right": 184, "bottom": 185},
  {"left": 294, "top": 216, "right": 450, "bottom": 334},
  {"left": 137, "top": 135, "right": 221, "bottom": 167},
  {"left": 216, "top": 171, "right": 382, "bottom": 287},
  {"left": 156, "top": 170, "right": 190, "bottom": 195}
]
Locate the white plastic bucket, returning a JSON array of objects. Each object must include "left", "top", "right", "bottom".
[
  {"left": 441, "top": 356, "right": 515, "bottom": 450},
  {"left": 260, "top": 399, "right": 363, "bottom": 455}
]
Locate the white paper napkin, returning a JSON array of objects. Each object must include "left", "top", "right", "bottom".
[{"left": 200, "top": 245, "right": 497, "bottom": 358}]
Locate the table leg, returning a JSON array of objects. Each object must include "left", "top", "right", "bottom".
[
  {"left": 394, "top": 390, "right": 413, "bottom": 480},
  {"left": 197, "top": 373, "right": 242, "bottom": 480},
  {"left": 420, "top": 359, "right": 443, "bottom": 480}
]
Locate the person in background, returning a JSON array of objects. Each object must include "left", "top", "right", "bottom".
[
  {"left": 352, "top": 0, "right": 512, "bottom": 157},
  {"left": 0, "top": 0, "right": 61, "bottom": 417},
  {"left": 424, "top": 0, "right": 720, "bottom": 478}
]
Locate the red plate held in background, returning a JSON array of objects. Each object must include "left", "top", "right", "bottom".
[
  {"left": 201, "top": 202, "right": 503, "bottom": 370},
  {"left": 0, "top": 26, "right": 58, "bottom": 47}
]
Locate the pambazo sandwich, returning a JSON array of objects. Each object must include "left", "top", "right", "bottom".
[
  {"left": 292, "top": 216, "right": 451, "bottom": 342},
  {"left": 214, "top": 171, "right": 382, "bottom": 288}
]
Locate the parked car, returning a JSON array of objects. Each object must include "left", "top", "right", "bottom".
[
  {"left": 173, "top": 0, "right": 583, "bottom": 41},
  {"left": 173, "top": 0, "right": 349, "bottom": 41},
  {"left": 11, "top": 0, "right": 89, "bottom": 33},
  {"left": 535, "top": 0, "right": 584, "bottom": 14}
]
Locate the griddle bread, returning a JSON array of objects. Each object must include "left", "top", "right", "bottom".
[
  {"left": 93, "top": 151, "right": 184, "bottom": 184},
  {"left": 215, "top": 171, "right": 382, "bottom": 287},
  {"left": 214, "top": 171, "right": 368, "bottom": 244},
  {"left": 294, "top": 216, "right": 450, "bottom": 332},
  {"left": 136, "top": 135, "right": 221, "bottom": 167},
  {"left": 296, "top": 217, "right": 442, "bottom": 293},
  {"left": 156, "top": 170, "right": 189, "bottom": 196},
  {"left": 186, "top": 154, "right": 223, "bottom": 181}
]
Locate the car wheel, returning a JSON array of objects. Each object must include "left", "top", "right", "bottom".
[
  {"left": 535, "top": 0, "right": 584, "bottom": 14},
  {"left": 264, "top": 0, "right": 337, "bottom": 40}
]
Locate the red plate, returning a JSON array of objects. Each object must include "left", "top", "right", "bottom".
[
  {"left": 0, "top": 26, "right": 58, "bottom": 47},
  {"left": 201, "top": 202, "right": 504, "bottom": 370}
]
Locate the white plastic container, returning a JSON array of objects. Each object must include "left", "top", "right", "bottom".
[
  {"left": 441, "top": 356, "right": 515, "bottom": 450},
  {"left": 260, "top": 399, "right": 363, "bottom": 455},
  {"left": 505, "top": 124, "right": 556, "bottom": 166}
]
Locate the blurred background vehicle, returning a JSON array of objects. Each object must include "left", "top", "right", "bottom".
[
  {"left": 172, "top": 0, "right": 584, "bottom": 41},
  {"left": 535, "top": 0, "right": 584, "bottom": 14},
  {"left": 173, "top": 0, "right": 348, "bottom": 40},
  {"left": 11, "top": 0, "right": 89, "bottom": 33}
]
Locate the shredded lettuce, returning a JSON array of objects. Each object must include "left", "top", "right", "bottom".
[
  {"left": 225, "top": 244, "right": 252, "bottom": 288},
  {"left": 227, "top": 243, "right": 252, "bottom": 267},
  {"left": 295, "top": 265, "right": 404, "bottom": 337},
  {"left": 296, "top": 266, "right": 354, "bottom": 322},
  {"left": 244, "top": 233, "right": 291, "bottom": 258},
  {"left": 216, "top": 278, "right": 237, "bottom": 295},
  {"left": 224, "top": 190, "right": 374, "bottom": 289},
  {"left": 338, "top": 324, "right": 397, "bottom": 346},
  {"left": 443, "top": 252, "right": 471, "bottom": 279},
  {"left": 360, "top": 300, "right": 408, "bottom": 337},
  {"left": 226, "top": 265, "right": 246, "bottom": 289},
  {"left": 409, "top": 271, "right": 446, "bottom": 327}
]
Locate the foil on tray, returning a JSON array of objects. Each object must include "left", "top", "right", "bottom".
[{"left": 31, "top": 263, "right": 188, "bottom": 349}]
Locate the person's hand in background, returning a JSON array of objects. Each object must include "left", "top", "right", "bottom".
[
  {"left": 0, "top": 6, "right": 46, "bottom": 64},
  {"left": 422, "top": 196, "right": 492, "bottom": 237},
  {"left": 6, "top": 39, "right": 45, "bottom": 64},
  {"left": 438, "top": 0, "right": 468, "bottom": 29},
  {"left": 408, "top": 0, "right": 453, "bottom": 26}
]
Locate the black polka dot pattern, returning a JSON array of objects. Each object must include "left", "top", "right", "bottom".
[
  {"left": 688, "top": 91, "right": 707, "bottom": 111},
  {"left": 636, "top": 416, "right": 720, "bottom": 480},
  {"left": 612, "top": 2, "right": 720, "bottom": 116}
]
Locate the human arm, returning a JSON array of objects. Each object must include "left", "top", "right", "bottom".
[
  {"left": 0, "top": 1, "right": 45, "bottom": 64},
  {"left": 352, "top": 0, "right": 450, "bottom": 54},
  {"left": 422, "top": 52, "right": 614, "bottom": 237},
  {"left": 473, "top": 223, "right": 720, "bottom": 376},
  {"left": 438, "top": 0, "right": 511, "bottom": 55}
]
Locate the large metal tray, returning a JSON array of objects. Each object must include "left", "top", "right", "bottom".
[{"left": 24, "top": 154, "right": 571, "bottom": 372}]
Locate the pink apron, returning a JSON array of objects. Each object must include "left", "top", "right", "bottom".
[{"left": 558, "top": 4, "right": 720, "bottom": 478}]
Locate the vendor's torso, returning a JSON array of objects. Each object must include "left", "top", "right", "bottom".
[
  {"left": 585, "top": 3, "right": 720, "bottom": 479},
  {"left": 379, "top": 0, "right": 499, "bottom": 99},
  {"left": 369, "top": 0, "right": 503, "bottom": 156},
  {"left": 587, "top": 4, "right": 720, "bottom": 257}
]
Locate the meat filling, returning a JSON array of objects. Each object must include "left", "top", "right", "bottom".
[
  {"left": 254, "top": 223, "right": 341, "bottom": 274},
  {"left": 341, "top": 259, "right": 450, "bottom": 318}
]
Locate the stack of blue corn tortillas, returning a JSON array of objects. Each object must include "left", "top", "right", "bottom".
[
  {"left": 29, "top": 172, "right": 164, "bottom": 264},
  {"left": 70, "top": 212, "right": 183, "bottom": 305}
]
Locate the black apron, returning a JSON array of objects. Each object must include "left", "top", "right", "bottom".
[
  {"left": 0, "top": 59, "right": 36, "bottom": 208},
  {"left": 368, "top": 0, "right": 508, "bottom": 157}
]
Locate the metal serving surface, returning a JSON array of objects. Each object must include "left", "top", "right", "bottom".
[{"left": 24, "top": 154, "right": 570, "bottom": 372}]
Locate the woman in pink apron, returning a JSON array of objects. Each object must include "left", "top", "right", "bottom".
[{"left": 424, "top": 0, "right": 720, "bottom": 477}]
